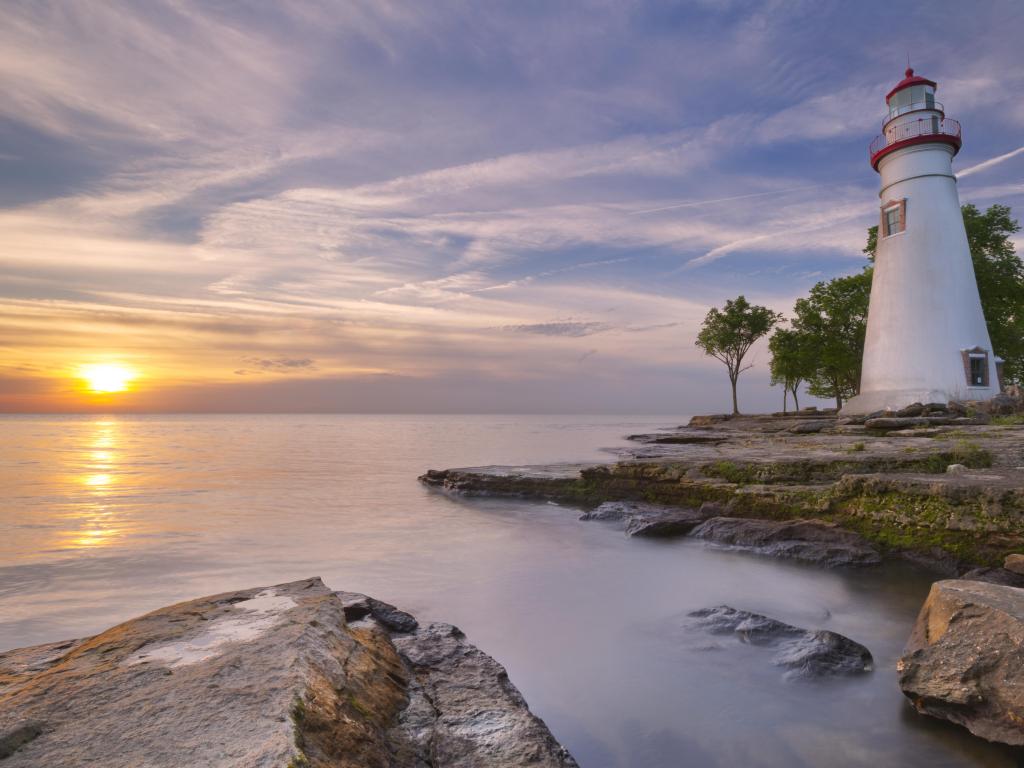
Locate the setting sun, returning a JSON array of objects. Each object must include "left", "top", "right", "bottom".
[{"left": 79, "top": 364, "right": 137, "bottom": 394}]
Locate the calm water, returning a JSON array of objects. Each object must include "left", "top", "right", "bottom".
[{"left": 0, "top": 414, "right": 1019, "bottom": 767}]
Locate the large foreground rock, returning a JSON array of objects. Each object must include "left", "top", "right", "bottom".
[
  {"left": 0, "top": 578, "right": 577, "bottom": 767},
  {"left": 898, "top": 579, "right": 1024, "bottom": 746},
  {"left": 689, "top": 517, "right": 882, "bottom": 567},
  {"left": 686, "top": 606, "right": 873, "bottom": 678}
]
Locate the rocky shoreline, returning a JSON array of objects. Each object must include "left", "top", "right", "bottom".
[
  {"left": 421, "top": 404, "right": 1024, "bottom": 574},
  {"left": 421, "top": 404, "right": 1024, "bottom": 747},
  {"left": 0, "top": 578, "right": 577, "bottom": 767}
]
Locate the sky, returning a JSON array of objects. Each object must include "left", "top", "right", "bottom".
[{"left": 1, "top": 0, "right": 1023, "bottom": 414}]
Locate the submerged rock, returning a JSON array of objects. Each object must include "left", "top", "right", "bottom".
[
  {"left": 898, "top": 579, "right": 1024, "bottom": 746},
  {"left": 687, "top": 606, "right": 872, "bottom": 678},
  {"left": 689, "top": 517, "right": 882, "bottom": 567},
  {"left": 0, "top": 578, "right": 577, "bottom": 767},
  {"left": 578, "top": 500, "right": 632, "bottom": 521}
]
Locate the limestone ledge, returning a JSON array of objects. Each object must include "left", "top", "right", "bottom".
[
  {"left": 421, "top": 413, "right": 1024, "bottom": 569},
  {"left": 0, "top": 578, "right": 577, "bottom": 768}
]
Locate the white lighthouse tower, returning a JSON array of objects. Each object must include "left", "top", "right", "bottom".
[{"left": 842, "top": 68, "right": 1001, "bottom": 415}]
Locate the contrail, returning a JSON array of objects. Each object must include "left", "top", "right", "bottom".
[
  {"left": 957, "top": 146, "right": 1024, "bottom": 179},
  {"left": 628, "top": 184, "right": 827, "bottom": 215}
]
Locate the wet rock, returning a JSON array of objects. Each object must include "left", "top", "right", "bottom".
[
  {"left": 689, "top": 517, "right": 882, "bottom": 567},
  {"left": 772, "top": 630, "right": 875, "bottom": 677},
  {"left": 0, "top": 578, "right": 576, "bottom": 767},
  {"left": 624, "top": 506, "right": 709, "bottom": 537},
  {"left": 626, "top": 432, "right": 726, "bottom": 445},
  {"left": 946, "top": 463, "right": 969, "bottom": 475},
  {"left": 579, "top": 501, "right": 631, "bottom": 521},
  {"left": 687, "top": 606, "right": 872, "bottom": 678},
  {"left": 1004, "top": 553, "right": 1024, "bottom": 575},
  {"left": 898, "top": 579, "right": 1024, "bottom": 746}
]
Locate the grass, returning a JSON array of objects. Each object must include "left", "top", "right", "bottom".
[{"left": 992, "top": 413, "right": 1024, "bottom": 426}]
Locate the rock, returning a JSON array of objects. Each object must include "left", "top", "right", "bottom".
[
  {"left": 624, "top": 506, "right": 709, "bottom": 537},
  {"left": 946, "top": 463, "right": 968, "bottom": 475},
  {"left": 336, "top": 591, "right": 419, "bottom": 634},
  {"left": 960, "top": 567, "right": 1024, "bottom": 589},
  {"left": 689, "top": 517, "right": 882, "bottom": 567},
  {"left": 898, "top": 579, "right": 1024, "bottom": 746},
  {"left": 896, "top": 402, "right": 926, "bottom": 417},
  {"left": 0, "top": 578, "right": 576, "bottom": 767},
  {"left": 687, "top": 414, "right": 733, "bottom": 427},
  {"left": 788, "top": 420, "right": 833, "bottom": 434},
  {"left": 1005, "top": 553, "right": 1024, "bottom": 575},
  {"left": 687, "top": 606, "right": 872, "bottom": 678},
  {"left": 772, "top": 630, "right": 875, "bottom": 677},
  {"left": 948, "top": 400, "right": 968, "bottom": 415},
  {"left": 865, "top": 416, "right": 954, "bottom": 430},
  {"left": 975, "top": 393, "right": 1023, "bottom": 416},
  {"left": 579, "top": 501, "right": 631, "bottom": 521}
]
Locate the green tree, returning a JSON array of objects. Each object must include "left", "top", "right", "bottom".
[
  {"left": 768, "top": 327, "right": 813, "bottom": 412},
  {"left": 696, "top": 296, "right": 782, "bottom": 415},
  {"left": 791, "top": 269, "right": 872, "bottom": 409},
  {"left": 865, "top": 203, "right": 1024, "bottom": 384}
]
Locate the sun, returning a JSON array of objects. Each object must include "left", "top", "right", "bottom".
[{"left": 79, "top": 364, "right": 137, "bottom": 394}]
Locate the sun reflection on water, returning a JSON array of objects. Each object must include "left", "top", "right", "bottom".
[{"left": 65, "top": 420, "right": 127, "bottom": 550}]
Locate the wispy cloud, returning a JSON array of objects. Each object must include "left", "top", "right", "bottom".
[
  {"left": 1, "top": 1, "right": 1022, "bottom": 412},
  {"left": 958, "top": 146, "right": 1024, "bottom": 179}
]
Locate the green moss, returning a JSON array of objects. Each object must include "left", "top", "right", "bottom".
[
  {"left": 992, "top": 414, "right": 1024, "bottom": 426},
  {"left": 348, "top": 693, "right": 374, "bottom": 719},
  {"left": 847, "top": 442, "right": 866, "bottom": 452}
]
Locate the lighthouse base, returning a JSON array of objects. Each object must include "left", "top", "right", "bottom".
[{"left": 840, "top": 387, "right": 989, "bottom": 417}]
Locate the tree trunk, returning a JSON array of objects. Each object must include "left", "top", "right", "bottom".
[
  {"left": 730, "top": 375, "right": 739, "bottom": 415},
  {"left": 782, "top": 388, "right": 788, "bottom": 414},
  {"left": 792, "top": 386, "right": 800, "bottom": 411}
]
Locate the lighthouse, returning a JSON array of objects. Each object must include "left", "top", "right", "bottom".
[{"left": 842, "top": 69, "right": 1002, "bottom": 415}]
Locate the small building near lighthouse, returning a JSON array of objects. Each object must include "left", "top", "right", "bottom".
[{"left": 842, "top": 68, "right": 1002, "bottom": 415}]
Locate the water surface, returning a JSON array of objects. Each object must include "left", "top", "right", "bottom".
[{"left": 0, "top": 414, "right": 1018, "bottom": 766}]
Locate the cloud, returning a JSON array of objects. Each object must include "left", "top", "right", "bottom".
[
  {"left": 957, "top": 146, "right": 1024, "bottom": 179},
  {"left": 2, "top": 1, "right": 1022, "bottom": 413},
  {"left": 502, "top": 321, "right": 612, "bottom": 337},
  {"left": 238, "top": 357, "right": 317, "bottom": 374}
]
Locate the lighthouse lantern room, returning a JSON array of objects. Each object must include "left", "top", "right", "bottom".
[{"left": 842, "top": 69, "right": 1001, "bottom": 414}]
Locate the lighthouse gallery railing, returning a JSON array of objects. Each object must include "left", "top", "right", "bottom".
[{"left": 869, "top": 117, "right": 961, "bottom": 159}]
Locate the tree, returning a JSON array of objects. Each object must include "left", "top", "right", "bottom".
[
  {"left": 791, "top": 269, "right": 872, "bottom": 409},
  {"left": 768, "top": 327, "right": 813, "bottom": 412},
  {"left": 696, "top": 296, "right": 782, "bottom": 415},
  {"left": 865, "top": 203, "right": 1024, "bottom": 384}
]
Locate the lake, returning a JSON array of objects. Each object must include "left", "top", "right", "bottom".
[{"left": 0, "top": 414, "right": 1018, "bottom": 766}]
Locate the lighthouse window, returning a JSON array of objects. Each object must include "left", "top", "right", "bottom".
[
  {"left": 962, "top": 349, "right": 990, "bottom": 388},
  {"left": 881, "top": 199, "right": 906, "bottom": 237}
]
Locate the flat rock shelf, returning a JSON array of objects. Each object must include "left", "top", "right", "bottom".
[{"left": 0, "top": 578, "right": 577, "bottom": 768}]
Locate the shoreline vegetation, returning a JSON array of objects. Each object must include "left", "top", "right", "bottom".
[{"left": 697, "top": 204, "right": 1023, "bottom": 414}]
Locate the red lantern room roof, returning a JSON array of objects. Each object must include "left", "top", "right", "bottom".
[{"left": 886, "top": 68, "right": 937, "bottom": 102}]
